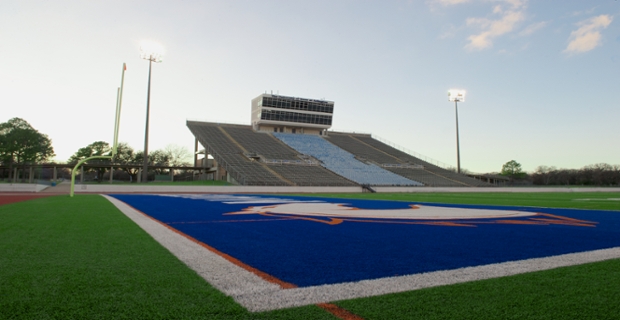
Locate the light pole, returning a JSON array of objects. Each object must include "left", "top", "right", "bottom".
[
  {"left": 140, "top": 40, "right": 164, "bottom": 183},
  {"left": 448, "top": 89, "right": 465, "bottom": 174}
]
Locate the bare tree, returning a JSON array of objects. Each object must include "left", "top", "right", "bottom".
[
  {"left": 163, "top": 144, "right": 192, "bottom": 167},
  {"left": 114, "top": 142, "right": 140, "bottom": 182}
]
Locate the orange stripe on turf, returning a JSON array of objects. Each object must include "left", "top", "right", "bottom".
[
  {"left": 126, "top": 203, "right": 298, "bottom": 289},
  {"left": 317, "top": 303, "right": 365, "bottom": 320}
]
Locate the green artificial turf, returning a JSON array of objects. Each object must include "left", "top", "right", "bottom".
[
  {"left": 0, "top": 195, "right": 333, "bottom": 319},
  {"left": 304, "top": 192, "right": 620, "bottom": 211},
  {"left": 308, "top": 192, "right": 620, "bottom": 319},
  {"left": 336, "top": 259, "right": 620, "bottom": 320},
  {"left": 2, "top": 192, "right": 619, "bottom": 319}
]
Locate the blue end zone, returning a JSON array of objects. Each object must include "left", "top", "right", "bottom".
[{"left": 110, "top": 194, "right": 620, "bottom": 287}]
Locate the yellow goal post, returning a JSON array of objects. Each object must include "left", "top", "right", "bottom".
[{"left": 70, "top": 63, "right": 126, "bottom": 197}]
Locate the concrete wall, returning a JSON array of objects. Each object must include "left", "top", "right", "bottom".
[
  {"left": 9, "top": 183, "right": 616, "bottom": 194},
  {"left": 0, "top": 184, "right": 49, "bottom": 193},
  {"left": 74, "top": 185, "right": 363, "bottom": 194}
]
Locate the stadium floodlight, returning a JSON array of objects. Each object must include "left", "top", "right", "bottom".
[
  {"left": 140, "top": 40, "right": 164, "bottom": 62},
  {"left": 140, "top": 40, "right": 164, "bottom": 183},
  {"left": 448, "top": 89, "right": 465, "bottom": 174},
  {"left": 448, "top": 89, "right": 465, "bottom": 103}
]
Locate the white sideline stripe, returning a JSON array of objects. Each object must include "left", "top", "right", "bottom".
[
  {"left": 103, "top": 195, "right": 620, "bottom": 312},
  {"left": 235, "top": 247, "right": 620, "bottom": 311},
  {"left": 102, "top": 195, "right": 281, "bottom": 296}
]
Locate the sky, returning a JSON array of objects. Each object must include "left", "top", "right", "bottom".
[{"left": 1, "top": 0, "right": 618, "bottom": 173}]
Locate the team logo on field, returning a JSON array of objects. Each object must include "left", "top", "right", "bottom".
[
  {"left": 159, "top": 194, "right": 597, "bottom": 227},
  {"left": 226, "top": 202, "right": 597, "bottom": 227}
]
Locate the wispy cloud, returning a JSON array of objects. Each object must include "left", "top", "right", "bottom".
[
  {"left": 464, "top": 0, "right": 527, "bottom": 50},
  {"left": 430, "top": 0, "right": 472, "bottom": 6},
  {"left": 570, "top": 7, "right": 597, "bottom": 18},
  {"left": 519, "top": 21, "right": 547, "bottom": 36},
  {"left": 426, "top": 0, "right": 471, "bottom": 12},
  {"left": 438, "top": 24, "right": 461, "bottom": 39},
  {"left": 564, "top": 15, "right": 613, "bottom": 54}
]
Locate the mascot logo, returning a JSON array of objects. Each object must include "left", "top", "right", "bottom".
[
  {"left": 158, "top": 195, "right": 596, "bottom": 228},
  {"left": 227, "top": 202, "right": 596, "bottom": 227}
]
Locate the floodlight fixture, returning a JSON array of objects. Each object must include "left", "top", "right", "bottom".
[
  {"left": 140, "top": 40, "right": 165, "bottom": 62},
  {"left": 448, "top": 89, "right": 465, "bottom": 102},
  {"left": 448, "top": 89, "right": 465, "bottom": 174},
  {"left": 140, "top": 40, "right": 164, "bottom": 182}
]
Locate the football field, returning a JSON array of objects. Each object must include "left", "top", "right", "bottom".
[{"left": 1, "top": 192, "right": 619, "bottom": 319}]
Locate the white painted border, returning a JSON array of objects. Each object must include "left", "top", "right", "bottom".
[
  {"left": 103, "top": 195, "right": 281, "bottom": 296},
  {"left": 234, "top": 247, "right": 620, "bottom": 311},
  {"left": 104, "top": 195, "right": 620, "bottom": 312}
]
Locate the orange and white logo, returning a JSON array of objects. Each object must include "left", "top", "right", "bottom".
[{"left": 226, "top": 202, "right": 596, "bottom": 227}]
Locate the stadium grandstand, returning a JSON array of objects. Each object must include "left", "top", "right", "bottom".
[{"left": 187, "top": 93, "right": 492, "bottom": 187}]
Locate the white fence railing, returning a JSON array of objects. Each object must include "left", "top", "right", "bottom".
[
  {"left": 381, "top": 163, "right": 424, "bottom": 169},
  {"left": 263, "top": 159, "right": 320, "bottom": 166},
  {"left": 371, "top": 134, "right": 452, "bottom": 169}
]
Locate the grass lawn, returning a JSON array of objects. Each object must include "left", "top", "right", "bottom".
[{"left": 1, "top": 192, "right": 619, "bottom": 319}]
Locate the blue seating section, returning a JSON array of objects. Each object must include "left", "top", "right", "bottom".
[{"left": 273, "top": 133, "right": 423, "bottom": 186}]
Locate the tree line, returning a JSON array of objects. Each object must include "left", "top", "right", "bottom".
[
  {"left": 0, "top": 118, "right": 55, "bottom": 181},
  {"left": 499, "top": 160, "right": 620, "bottom": 186},
  {"left": 0, "top": 117, "right": 192, "bottom": 182},
  {"left": 530, "top": 163, "right": 620, "bottom": 186},
  {"left": 68, "top": 141, "right": 192, "bottom": 182},
  {"left": 2, "top": 118, "right": 619, "bottom": 186}
]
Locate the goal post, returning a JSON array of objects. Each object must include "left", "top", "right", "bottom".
[
  {"left": 112, "top": 63, "right": 126, "bottom": 157},
  {"left": 70, "top": 63, "right": 126, "bottom": 197}
]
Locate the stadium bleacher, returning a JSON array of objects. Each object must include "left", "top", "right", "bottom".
[
  {"left": 187, "top": 121, "right": 491, "bottom": 187},
  {"left": 187, "top": 122, "right": 288, "bottom": 185},
  {"left": 187, "top": 121, "right": 357, "bottom": 186},
  {"left": 326, "top": 133, "right": 400, "bottom": 165},
  {"left": 349, "top": 133, "right": 490, "bottom": 187},
  {"left": 273, "top": 133, "right": 422, "bottom": 186},
  {"left": 222, "top": 126, "right": 299, "bottom": 161}
]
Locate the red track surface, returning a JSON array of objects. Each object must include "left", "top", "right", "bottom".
[{"left": 0, "top": 194, "right": 56, "bottom": 206}]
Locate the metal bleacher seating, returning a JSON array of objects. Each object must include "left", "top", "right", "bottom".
[
  {"left": 222, "top": 126, "right": 356, "bottom": 186},
  {"left": 351, "top": 134, "right": 491, "bottom": 187},
  {"left": 187, "top": 121, "right": 288, "bottom": 185},
  {"left": 267, "top": 165, "right": 356, "bottom": 186},
  {"left": 273, "top": 133, "right": 422, "bottom": 186},
  {"left": 326, "top": 133, "right": 403, "bottom": 165},
  {"left": 187, "top": 121, "right": 357, "bottom": 186},
  {"left": 222, "top": 126, "right": 299, "bottom": 161},
  {"left": 187, "top": 120, "right": 490, "bottom": 187}
]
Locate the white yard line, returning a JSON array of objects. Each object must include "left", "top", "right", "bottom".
[
  {"left": 102, "top": 195, "right": 281, "bottom": 296},
  {"left": 103, "top": 194, "right": 620, "bottom": 312}
]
